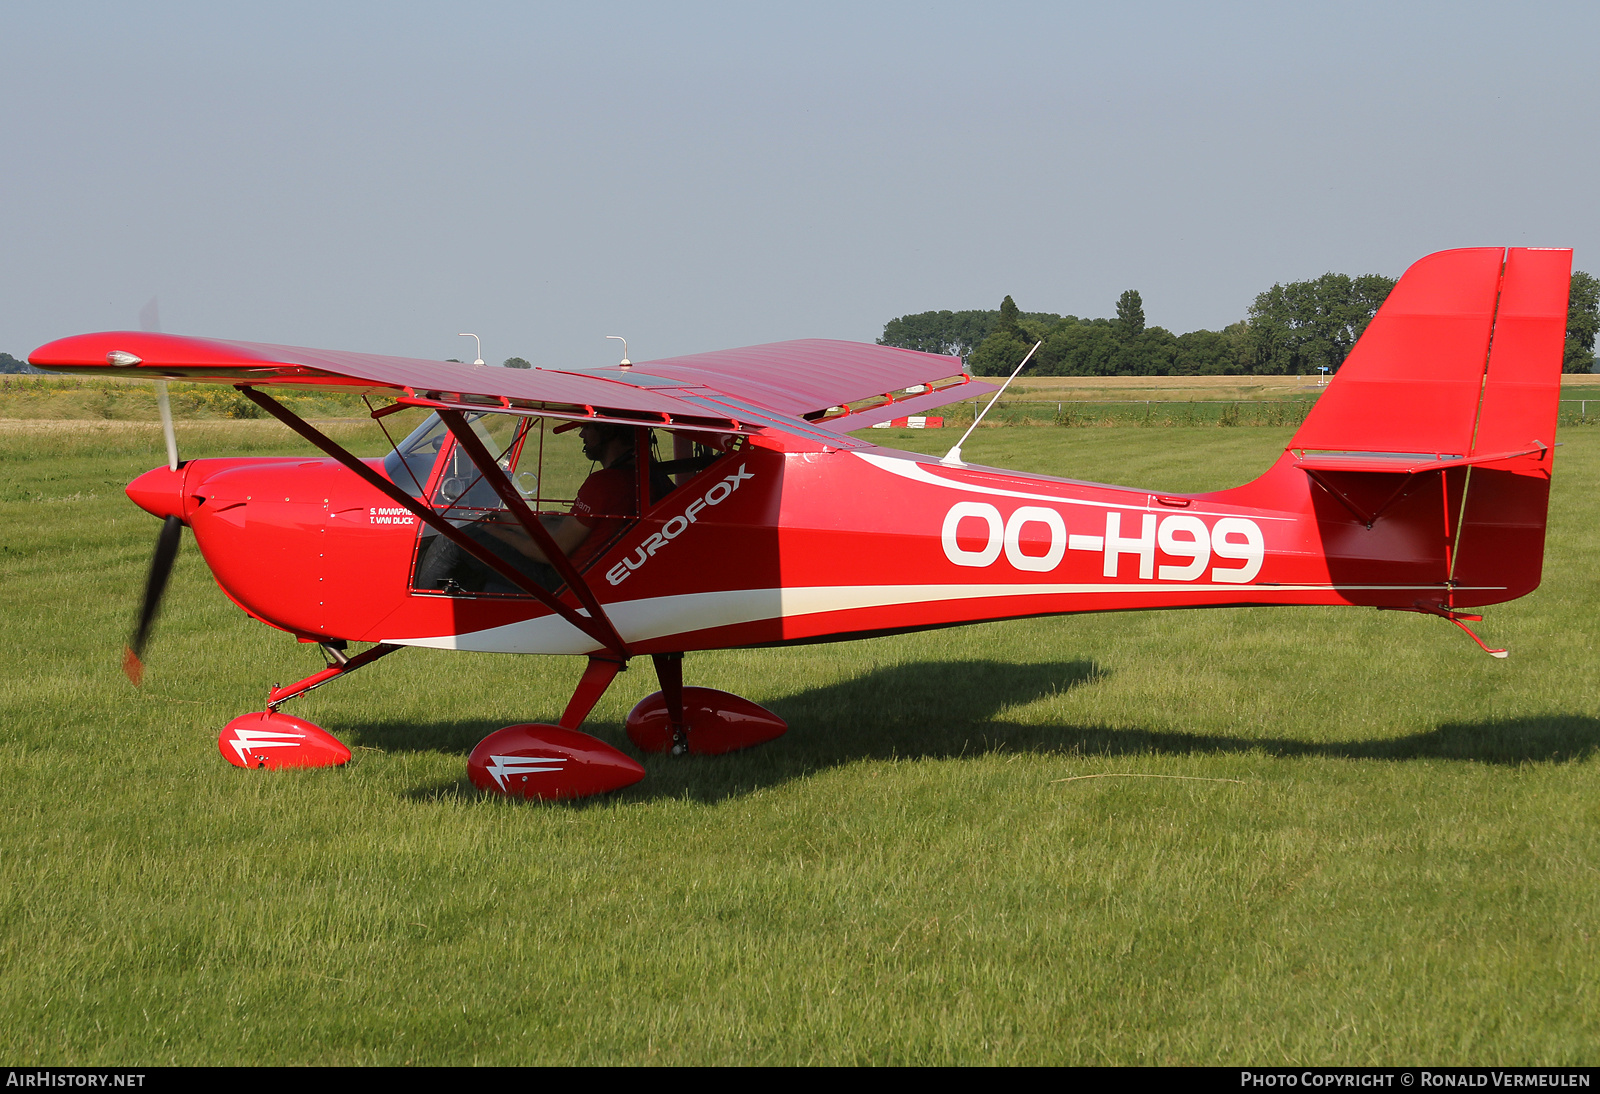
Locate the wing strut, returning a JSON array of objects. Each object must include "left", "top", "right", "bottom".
[
  {"left": 436, "top": 409, "right": 626, "bottom": 654},
  {"left": 239, "top": 387, "right": 628, "bottom": 657}
]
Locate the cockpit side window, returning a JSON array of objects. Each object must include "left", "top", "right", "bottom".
[
  {"left": 407, "top": 415, "right": 572, "bottom": 598},
  {"left": 404, "top": 418, "right": 737, "bottom": 600}
]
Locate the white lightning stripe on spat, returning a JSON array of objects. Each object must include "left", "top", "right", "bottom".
[
  {"left": 228, "top": 727, "right": 305, "bottom": 764},
  {"left": 853, "top": 451, "right": 1296, "bottom": 520},
  {"left": 486, "top": 754, "right": 567, "bottom": 791}
]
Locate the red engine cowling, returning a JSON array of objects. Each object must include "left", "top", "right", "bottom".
[
  {"left": 625, "top": 687, "right": 788, "bottom": 755},
  {"left": 467, "top": 724, "right": 646, "bottom": 800},
  {"left": 219, "top": 711, "right": 352, "bottom": 769}
]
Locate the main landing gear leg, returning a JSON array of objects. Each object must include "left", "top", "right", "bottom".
[
  {"left": 558, "top": 655, "right": 629, "bottom": 729},
  {"left": 464, "top": 651, "right": 791, "bottom": 800},
  {"left": 218, "top": 643, "right": 403, "bottom": 770},
  {"left": 625, "top": 654, "right": 789, "bottom": 756},
  {"left": 652, "top": 652, "right": 690, "bottom": 755}
]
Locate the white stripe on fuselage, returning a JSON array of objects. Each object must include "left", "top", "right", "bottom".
[
  {"left": 384, "top": 581, "right": 1497, "bottom": 654},
  {"left": 853, "top": 451, "right": 1296, "bottom": 520}
]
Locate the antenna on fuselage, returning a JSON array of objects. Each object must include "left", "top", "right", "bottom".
[
  {"left": 607, "top": 336, "right": 631, "bottom": 369},
  {"left": 941, "top": 340, "right": 1042, "bottom": 467},
  {"left": 458, "top": 333, "right": 485, "bottom": 367}
]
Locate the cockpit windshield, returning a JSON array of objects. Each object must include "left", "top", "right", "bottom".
[
  {"left": 383, "top": 412, "right": 533, "bottom": 504},
  {"left": 383, "top": 413, "right": 450, "bottom": 499},
  {"left": 430, "top": 414, "right": 530, "bottom": 512}
]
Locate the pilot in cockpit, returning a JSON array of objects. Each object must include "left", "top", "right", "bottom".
[{"left": 416, "top": 420, "right": 669, "bottom": 594}]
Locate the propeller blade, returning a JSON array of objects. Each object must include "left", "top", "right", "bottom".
[
  {"left": 140, "top": 298, "right": 180, "bottom": 471},
  {"left": 124, "top": 515, "right": 183, "bottom": 685},
  {"left": 155, "top": 380, "right": 178, "bottom": 471}
]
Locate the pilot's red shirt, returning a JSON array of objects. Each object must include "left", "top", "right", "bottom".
[{"left": 570, "top": 466, "right": 635, "bottom": 568}]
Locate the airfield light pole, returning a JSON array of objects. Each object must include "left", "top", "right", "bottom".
[
  {"left": 459, "top": 333, "right": 485, "bottom": 367},
  {"left": 942, "top": 340, "right": 1042, "bottom": 467}
]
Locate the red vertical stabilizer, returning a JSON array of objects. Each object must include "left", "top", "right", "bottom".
[
  {"left": 1223, "top": 247, "right": 1571, "bottom": 609},
  {"left": 1290, "top": 248, "right": 1507, "bottom": 457}
]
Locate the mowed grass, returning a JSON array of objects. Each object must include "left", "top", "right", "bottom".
[{"left": 1, "top": 417, "right": 1598, "bottom": 1065}]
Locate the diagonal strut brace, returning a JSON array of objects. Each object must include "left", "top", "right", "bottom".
[
  {"left": 268, "top": 642, "right": 403, "bottom": 709},
  {"left": 436, "top": 409, "right": 627, "bottom": 655},
  {"left": 239, "top": 387, "right": 626, "bottom": 656},
  {"left": 1301, "top": 467, "right": 1420, "bottom": 529}
]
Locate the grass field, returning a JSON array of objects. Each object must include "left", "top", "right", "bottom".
[{"left": 2, "top": 415, "right": 1598, "bottom": 1064}]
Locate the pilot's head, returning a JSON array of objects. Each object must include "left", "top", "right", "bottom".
[{"left": 575, "top": 421, "right": 631, "bottom": 465}]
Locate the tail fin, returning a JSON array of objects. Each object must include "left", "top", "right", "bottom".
[
  {"left": 1290, "top": 247, "right": 1569, "bottom": 460},
  {"left": 1283, "top": 247, "right": 1571, "bottom": 607}
]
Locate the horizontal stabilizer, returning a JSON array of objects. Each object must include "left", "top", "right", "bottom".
[{"left": 1293, "top": 444, "right": 1548, "bottom": 475}]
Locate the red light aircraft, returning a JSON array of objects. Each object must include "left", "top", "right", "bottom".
[{"left": 30, "top": 247, "right": 1572, "bottom": 799}]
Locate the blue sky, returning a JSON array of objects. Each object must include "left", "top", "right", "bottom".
[{"left": 4, "top": 1, "right": 1596, "bottom": 366}]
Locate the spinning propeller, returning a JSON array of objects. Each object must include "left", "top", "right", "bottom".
[
  {"left": 123, "top": 297, "right": 183, "bottom": 685},
  {"left": 124, "top": 514, "right": 182, "bottom": 685}
]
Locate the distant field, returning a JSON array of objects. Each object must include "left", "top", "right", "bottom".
[
  {"left": 1015, "top": 373, "right": 1600, "bottom": 399},
  {"left": 1011, "top": 375, "right": 1329, "bottom": 400},
  {"left": 1, "top": 418, "right": 1596, "bottom": 1064},
  {"left": 0, "top": 374, "right": 374, "bottom": 422},
  {"left": 7, "top": 371, "right": 1600, "bottom": 429}
]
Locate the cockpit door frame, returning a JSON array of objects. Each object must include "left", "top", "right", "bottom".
[{"left": 437, "top": 409, "right": 627, "bottom": 654}]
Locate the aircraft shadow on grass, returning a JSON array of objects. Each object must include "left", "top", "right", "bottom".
[{"left": 361, "top": 660, "right": 1600, "bottom": 805}]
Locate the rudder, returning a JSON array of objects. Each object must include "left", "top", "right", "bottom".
[{"left": 1453, "top": 247, "right": 1571, "bottom": 605}]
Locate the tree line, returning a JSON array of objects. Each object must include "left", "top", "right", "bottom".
[
  {"left": 0, "top": 353, "right": 41, "bottom": 373},
  {"left": 882, "top": 270, "right": 1600, "bottom": 377}
]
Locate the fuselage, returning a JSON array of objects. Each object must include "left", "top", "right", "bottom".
[{"left": 128, "top": 422, "right": 1526, "bottom": 657}]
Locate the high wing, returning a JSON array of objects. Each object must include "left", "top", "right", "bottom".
[
  {"left": 32, "top": 329, "right": 993, "bottom": 664},
  {"left": 29, "top": 333, "right": 994, "bottom": 444},
  {"left": 615, "top": 339, "right": 996, "bottom": 430}
]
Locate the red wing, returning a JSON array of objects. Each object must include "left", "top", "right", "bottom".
[
  {"left": 29, "top": 332, "right": 991, "bottom": 442},
  {"left": 620, "top": 338, "right": 995, "bottom": 423},
  {"left": 30, "top": 331, "right": 743, "bottom": 433}
]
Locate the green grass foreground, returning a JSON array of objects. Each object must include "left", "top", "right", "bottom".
[{"left": 1, "top": 418, "right": 1597, "bottom": 1065}]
